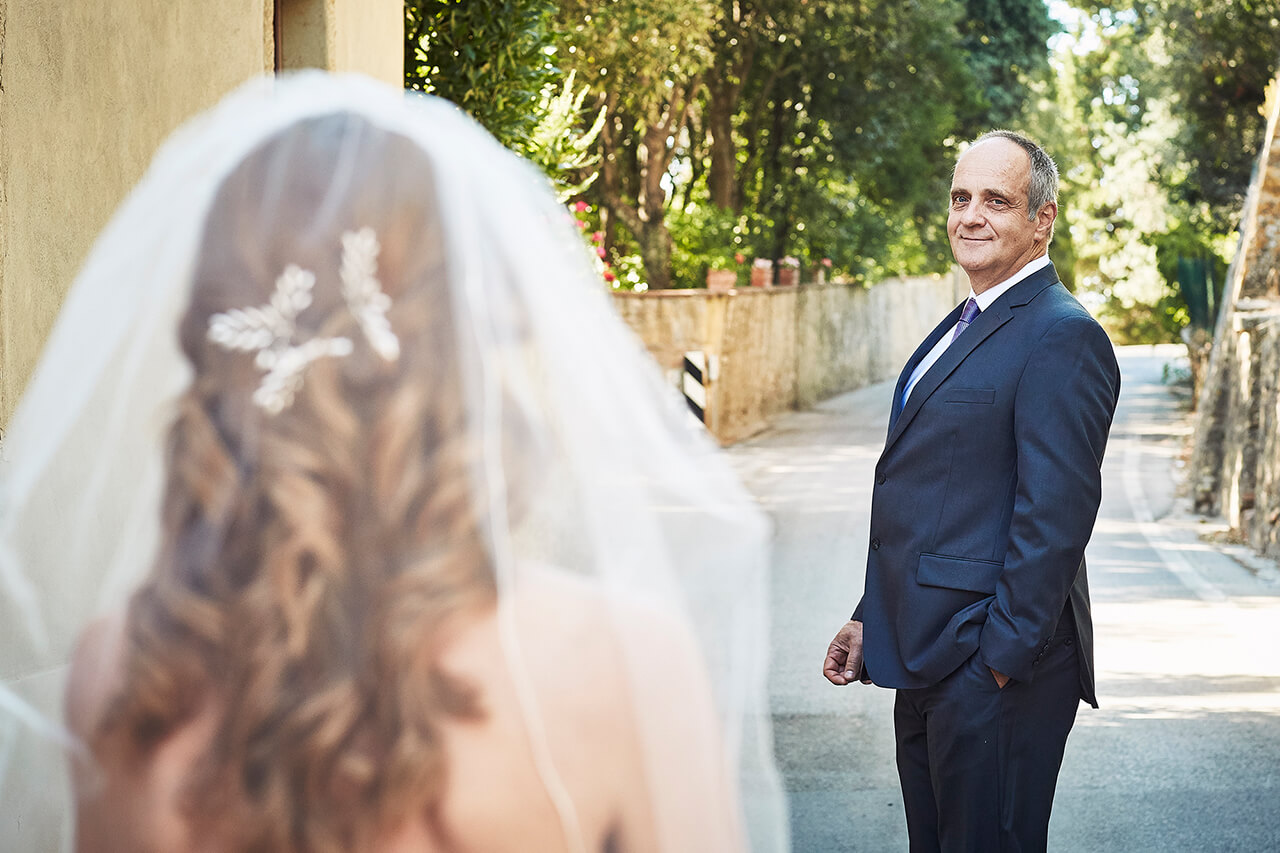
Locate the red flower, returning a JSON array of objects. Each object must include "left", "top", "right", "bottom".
[
  {"left": 596, "top": 246, "right": 607, "bottom": 258},
  {"left": 604, "top": 271, "right": 617, "bottom": 282},
  {"left": 822, "top": 257, "right": 833, "bottom": 267},
  {"left": 573, "top": 200, "right": 589, "bottom": 213},
  {"left": 734, "top": 252, "right": 746, "bottom": 264},
  {"left": 575, "top": 219, "right": 587, "bottom": 229},
  {"left": 592, "top": 231, "right": 605, "bottom": 244}
]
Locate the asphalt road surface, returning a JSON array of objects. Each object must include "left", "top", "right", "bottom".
[{"left": 729, "top": 344, "right": 1280, "bottom": 852}]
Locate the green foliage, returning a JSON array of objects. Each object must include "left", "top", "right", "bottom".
[
  {"left": 667, "top": 204, "right": 747, "bottom": 288},
  {"left": 608, "top": 251, "right": 650, "bottom": 291},
  {"left": 412, "top": 0, "right": 1254, "bottom": 308},
  {"left": 714, "top": 0, "right": 979, "bottom": 279},
  {"left": 1096, "top": 290, "right": 1188, "bottom": 345},
  {"left": 1149, "top": 219, "right": 1229, "bottom": 330},
  {"left": 1069, "top": 0, "right": 1276, "bottom": 226},
  {"left": 1040, "top": 1, "right": 1275, "bottom": 342},
  {"left": 555, "top": 0, "right": 718, "bottom": 288},
  {"left": 405, "top": 1, "right": 606, "bottom": 204},
  {"left": 556, "top": 0, "right": 717, "bottom": 117},
  {"left": 526, "top": 72, "right": 608, "bottom": 202},
  {"left": 956, "top": 0, "right": 1058, "bottom": 131},
  {"left": 405, "top": 0, "right": 558, "bottom": 153},
  {"left": 1154, "top": 0, "right": 1279, "bottom": 228},
  {"left": 398, "top": 0, "right": 1274, "bottom": 329}
]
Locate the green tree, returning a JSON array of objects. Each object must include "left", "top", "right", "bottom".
[
  {"left": 1046, "top": 1, "right": 1275, "bottom": 341},
  {"left": 694, "top": 0, "right": 979, "bottom": 280},
  {"left": 542, "top": 1, "right": 1057, "bottom": 289},
  {"left": 1152, "top": 0, "right": 1279, "bottom": 228},
  {"left": 405, "top": 0, "right": 606, "bottom": 209},
  {"left": 556, "top": 0, "right": 718, "bottom": 289},
  {"left": 405, "top": 0, "right": 558, "bottom": 154},
  {"left": 956, "top": 0, "right": 1058, "bottom": 132}
]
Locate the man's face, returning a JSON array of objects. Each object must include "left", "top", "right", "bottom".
[{"left": 947, "top": 138, "right": 1054, "bottom": 291}]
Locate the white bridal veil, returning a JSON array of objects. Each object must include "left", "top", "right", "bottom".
[{"left": 0, "top": 72, "right": 786, "bottom": 850}]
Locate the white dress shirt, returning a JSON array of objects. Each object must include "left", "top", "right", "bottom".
[{"left": 901, "top": 255, "right": 1052, "bottom": 405}]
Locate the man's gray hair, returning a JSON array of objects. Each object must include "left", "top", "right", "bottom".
[{"left": 968, "top": 130, "right": 1059, "bottom": 220}]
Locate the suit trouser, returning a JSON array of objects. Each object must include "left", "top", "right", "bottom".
[{"left": 893, "top": 619, "right": 1080, "bottom": 853}]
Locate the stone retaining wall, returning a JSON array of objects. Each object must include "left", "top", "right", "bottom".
[
  {"left": 1189, "top": 75, "right": 1280, "bottom": 558},
  {"left": 613, "top": 271, "right": 967, "bottom": 444}
]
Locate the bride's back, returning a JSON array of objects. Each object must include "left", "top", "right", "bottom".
[
  {"left": 64, "top": 107, "right": 744, "bottom": 853},
  {"left": 69, "top": 566, "right": 735, "bottom": 852}
]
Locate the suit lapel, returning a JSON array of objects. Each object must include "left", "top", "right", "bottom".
[
  {"left": 889, "top": 302, "right": 965, "bottom": 433},
  {"left": 883, "top": 264, "right": 1061, "bottom": 455},
  {"left": 884, "top": 304, "right": 1013, "bottom": 452}
]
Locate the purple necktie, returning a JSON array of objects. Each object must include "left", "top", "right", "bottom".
[{"left": 951, "top": 297, "right": 981, "bottom": 343}]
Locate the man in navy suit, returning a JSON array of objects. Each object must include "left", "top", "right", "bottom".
[{"left": 823, "top": 131, "right": 1120, "bottom": 851}]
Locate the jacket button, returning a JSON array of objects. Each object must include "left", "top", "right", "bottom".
[
  {"left": 876, "top": 474, "right": 886, "bottom": 485},
  {"left": 871, "top": 538, "right": 881, "bottom": 550}
]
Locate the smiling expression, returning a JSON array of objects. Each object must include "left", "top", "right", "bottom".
[{"left": 947, "top": 137, "right": 1056, "bottom": 294}]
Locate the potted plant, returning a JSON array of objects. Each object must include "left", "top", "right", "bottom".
[
  {"left": 813, "top": 257, "right": 833, "bottom": 285},
  {"left": 750, "top": 257, "right": 773, "bottom": 288},
  {"left": 706, "top": 256, "right": 738, "bottom": 293},
  {"left": 777, "top": 255, "right": 801, "bottom": 287}
]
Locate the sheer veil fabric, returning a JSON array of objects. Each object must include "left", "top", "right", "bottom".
[{"left": 0, "top": 73, "right": 787, "bottom": 850}]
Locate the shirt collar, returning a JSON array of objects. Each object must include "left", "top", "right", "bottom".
[{"left": 970, "top": 254, "right": 1052, "bottom": 311}]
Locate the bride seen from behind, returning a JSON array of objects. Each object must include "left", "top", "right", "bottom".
[{"left": 0, "top": 74, "right": 786, "bottom": 852}]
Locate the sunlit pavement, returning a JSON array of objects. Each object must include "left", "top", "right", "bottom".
[{"left": 729, "top": 343, "right": 1280, "bottom": 852}]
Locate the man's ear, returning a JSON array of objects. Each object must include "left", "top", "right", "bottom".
[{"left": 1035, "top": 201, "right": 1058, "bottom": 242}]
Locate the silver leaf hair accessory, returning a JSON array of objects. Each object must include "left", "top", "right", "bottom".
[
  {"left": 340, "top": 227, "right": 400, "bottom": 361},
  {"left": 206, "top": 228, "right": 401, "bottom": 414}
]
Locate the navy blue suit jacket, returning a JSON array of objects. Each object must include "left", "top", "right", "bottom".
[{"left": 853, "top": 263, "right": 1119, "bottom": 707}]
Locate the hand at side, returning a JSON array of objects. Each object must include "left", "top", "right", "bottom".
[{"left": 823, "top": 620, "right": 872, "bottom": 685}]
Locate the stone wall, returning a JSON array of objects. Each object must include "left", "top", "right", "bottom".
[
  {"left": 613, "top": 271, "right": 967, "bottom": 444},
  {"left": 1250, "top": 316, "right": 1280, "bottom": 556},
  {"left": 1189, "top": 74, "right": 1280, "bottom": 558}
]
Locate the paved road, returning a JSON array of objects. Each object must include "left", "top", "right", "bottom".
[{"left": 729, "top": 344, "right": 1280, "bottom": 852}]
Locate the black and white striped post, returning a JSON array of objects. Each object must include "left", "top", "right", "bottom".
[{"left": 682, "top": 350, "right": 708, "bottom": 423}]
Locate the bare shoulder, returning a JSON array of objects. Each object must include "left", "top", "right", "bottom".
[
  {"left": 65, "top": 611, "right": 137, "bottom": 853},
  {"left": 65, "top": 612, "right": 218, "bottom": 853},
  {"left": 430, "top": 566, "right": 727, "bottom": 851},
  {"left": 65, "top": 611, "right": 128, "bottom": 745},
  {"left": 509, "top": 565, "right": 709, "bottom": 692},
  {"left": 504, "top": 568, "right": 740, "bottom": 851},
  {"left": 438, "top": 565, "right": 700, "bottom": 716},
  {"left": 513, "top": 569, "right": 744, "bottom": 852}
]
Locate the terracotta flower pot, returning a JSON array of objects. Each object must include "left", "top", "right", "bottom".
[
  {"left": 750, "top": 260, "right": 773, "bottom": 288},
  {"left": 777, "top": 267, "right": 800, "bottom": 287},
  {"left": 706, "top": 269, "right": 737, "bottom": 293}
]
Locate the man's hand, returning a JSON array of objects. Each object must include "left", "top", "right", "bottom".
[
  {"left": 823, "top": 620, "right": 872, "bottom": 685},
  {"left": 989, "top": 667, "right": 1010, "bottom": 689}
]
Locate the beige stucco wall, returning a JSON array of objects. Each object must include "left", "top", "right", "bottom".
[
  {"left": 0, "top": 1, "right": 272, "bottom": 424},
  {"left": 280, "top": 0, "right": 402, "bottom": 84},
  {"left": 0, "top": 0, "right": 404, "bottom": 426},
  {"left": 613, "top": 271, "right": 967, "bottom": 444}
]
